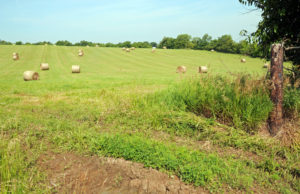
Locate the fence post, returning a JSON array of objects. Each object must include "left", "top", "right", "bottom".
[{"left": 268, "top": 44, "right": 284, "bottom": 136}]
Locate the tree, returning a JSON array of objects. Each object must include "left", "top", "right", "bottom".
[
  {"left": 158, "top": 37, "right": 176, "bottom": 49},
  {"left": 74, "top": 40, "right": 93, "bottom": 46},
  {"left": 56, "top": 40, "right": 72, "bottom": 46},
  {"left": 150, "top": 42, "right": 157, "bottom": 48},
  {"left": 33, "top": 41, "right": 52, "bottom": 45},
  {"left": 15, "top": 41, "right": 23, "bottom": 45},
  {"left": 0, "top": 40, "right": 12, "bottom": 45},
  {"left": 174, "top": 34, "right": 192, "bottom": 49},
  {"left": 105, "top": 42, "right": 116, "bottom": 47},
  {"left": 192, "top": 34, "right": 212, "bottom": 50},
  {"left": 214, "top": 35, "right": 236, "bottom": 53},
  {"left": 121, "top": 41, "right": 131, "bottom": 48},
  {"left": 239, "top": 0, "right": 300, "bottom": 86}
]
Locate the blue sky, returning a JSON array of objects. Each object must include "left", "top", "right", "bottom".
[{"left": 0, "top": 0, "right": 261, "bottom": 43}]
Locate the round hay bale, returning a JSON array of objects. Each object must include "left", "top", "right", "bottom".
[
  {"left": 176, "top": 66, "right": 186, "bottom": 74},
  {"left": 13, "top": 55, "right": 19, "bottom": 60},
  {"left": 96, "top": 45, "right": 99, "bottom": 47},
  {"left": 126, "top": 48, "right": 130, "bottom": 52},
  {"left": 241, "top": 58, "right": 246, "bottom": 63},
  {"left": 163, "top": 46, "right": 167, "bottom": 49},
  {"left": 23, "top": 71, "right": 39, "bottom": 81},
  {"left": 122, "top": 47, "right": 126, "bottom": 51},
  {"left": 78, "top": 52, "right": 84, "bottom": 56},
  {"left": 199, "top": 66, "right": 208, "bottom": 73},
  {"left": 211, "top": 49, "right": 215, "bottom": 52},
  {"left": 263, "top": 63, "right": 270, "bottom": 68},
  {"left": 131, "top": 47, "right": 136, "bottom": 50},
  {"left": 72, "top": 65, "right": 80, "bottom": 73},
  {"left": 40, "top": 63, "right": 49, "bottom": 70}
]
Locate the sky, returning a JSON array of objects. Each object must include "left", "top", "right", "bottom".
[{"left": 0, "top": 0, "right": 261, "bottom": 43}]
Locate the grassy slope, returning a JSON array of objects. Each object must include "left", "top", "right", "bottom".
[
  {"left": 0, "top": 45, "right": 266, "bottom": 90},
  {"left": 0, "top": 45, "right": 298, "bottom": 193}
]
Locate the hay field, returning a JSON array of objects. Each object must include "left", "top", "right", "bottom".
[
  {"left": 0, "top": 45, "right": 266, "bottom": 94},
  {"left": 2, "top": 45, "right": 298, "bottom": 193}
]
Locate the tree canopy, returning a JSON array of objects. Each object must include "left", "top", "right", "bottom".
[{"left": 239, "top": 0, "right": 300, "bottom": 84}]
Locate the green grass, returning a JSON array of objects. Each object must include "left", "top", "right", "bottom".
[
  {"left": 0, "top": 45, "right": 266, "bottom": 91},
  {"left": 0, "top": 45, "right": 299, "bottom": 193},
  {"left": 139, "top": 75, "right": 274, "bottom": 133}
]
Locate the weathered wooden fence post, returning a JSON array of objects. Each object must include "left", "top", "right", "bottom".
[{"left": 268, "top": 44, "right": 284, "bottom": 136}]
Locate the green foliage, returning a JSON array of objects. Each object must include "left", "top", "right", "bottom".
[
  {"left": 33, "top": 41, "right": 52, "bottom": 45},
  {"left": 0, "top": 136, "right": 46, "bottom": 193},
  {"left": 150, "top": 42, "right": 158, "bottom": 48},
  {"left": 15, "top": 41, "right": 23, "bottom": 45},
  {"left": 239, "top": 0, "right": 300, "bottom": 85},
  {"left": 131, "top": 41, "right": 152, "bottom": 48},
  {"left": 55, "top": 40, "right": 72, "bottom": 46},
  {"left": 64, "top": 133, "right": 257, "bottom": 190},
  {"left": 174, "top": 34, "right": 193, "bottom": 49},
  {"left": 192, "top": 34, "right": 212, "bottom": 50},
  {"left": 1, "top": 32, "right": 265, "bottom": 57},
  {"left": 283, "top": 87, "right": 300, "bottom": 118},
  {"left": 0, "top": 40, "right": 12, "bottom": 45},
  {"left": 213, "top": 35, "right": 237, "bottom": 53},
  {"left": 120, "top": 41, "right": 131, "bottom": 48},
  {"left": 153, "top": 76, "right": 273, "bottom": 133},
  {"left": 158, "top": 37, "right": 176, "bottom": 49},
  {"left": 74, "top": 40, "right": 94, "bottom": 46}
]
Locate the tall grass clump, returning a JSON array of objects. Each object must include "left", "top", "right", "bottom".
[
  {"left": 154, "top": 75, "right": 273, "bottom": 133},
  {"left": 283, "top": 87, "right": 300, "bottom": 118},
  {"left": 0, "top": 137, "right": 43, "bottom": 193}
]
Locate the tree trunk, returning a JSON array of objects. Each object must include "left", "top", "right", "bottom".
[{"left": 268, "top": 44, "right": 284, "bottom": 136}]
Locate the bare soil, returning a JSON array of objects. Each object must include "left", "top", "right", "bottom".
[{"left": 38, "top": 152, "right": 207, "bottom": 194}]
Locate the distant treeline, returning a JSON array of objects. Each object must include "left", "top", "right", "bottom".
[{"left": 0, "top": 33, "right": 263, "bottom": 57}]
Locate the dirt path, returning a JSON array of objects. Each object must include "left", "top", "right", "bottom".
[{"left": 38, "top": 152, "right": 207, "bottom": 194}]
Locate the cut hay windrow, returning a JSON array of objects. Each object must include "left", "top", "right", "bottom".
[
  {"left": 23, "top": 71, "right": 39, "bottom": 81},
  {"left": 72, "top": 65, "right": 80, "bottom": 73},
  {"left": 40, "top": 63, "right": 49, "bottom": 70}
]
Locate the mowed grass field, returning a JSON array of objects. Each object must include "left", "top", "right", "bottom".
[
  {"left": 0, "top": 45, "right": 266, "bottom": 93},
  {"left": 1, "top": 45, "right": 299, "bottom": 193}
]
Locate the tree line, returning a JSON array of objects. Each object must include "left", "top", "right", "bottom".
[{"left": 0, "top": 32, "right": 263, "bottom": 57}]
